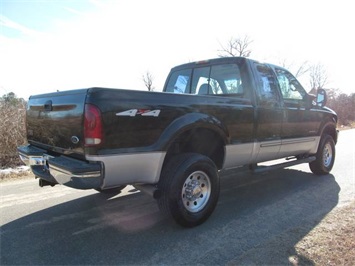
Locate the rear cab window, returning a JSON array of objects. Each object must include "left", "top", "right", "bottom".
[
  {"left": 165, "top": 60, "right": 250, "bottom": 100},
  {"left": 165, "top": 69, "right": 192, "bottom": 94}
]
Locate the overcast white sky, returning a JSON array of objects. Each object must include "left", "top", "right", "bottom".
[{"left": 1, "top": 0, "right": 354, "bottom": 100}]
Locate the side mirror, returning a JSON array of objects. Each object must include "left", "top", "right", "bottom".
[
  {"left": 316, "top": 88, "right": 327, "bottom": 107},
  {"left": 305, "top": 93, "right": 316, "bottom": 109}
]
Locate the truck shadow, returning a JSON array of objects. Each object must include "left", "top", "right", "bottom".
[{"left": 1, "top": 169, "right": 339, "bottom": 265}]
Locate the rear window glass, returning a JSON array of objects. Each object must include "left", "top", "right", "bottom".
[
  {"left": 165, "top": 69, "right": 192, "bottom": 94},
  {"left": 166, "top": 63, "right": 245, "bottom": 97},
  {"left": 210, "top": 64, "right": 243, "bottom": 95}
]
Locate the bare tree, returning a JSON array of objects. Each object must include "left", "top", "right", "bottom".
[
  {"left": 295, "top": 64, "right": 309, "bottom": 78},
  {"left": 277, "top": 59, "right": 310, "bottom": 78},
  {"left": 279, "top": 59, "right": 310, "bottom": 78},
  {"left": 292, "top": 61, "right": 310, "bottom": 78},
  {"left": 327, "top": 91, "right": 355, "bottom": 126},
  {"left": 218, "top": 35, "right": 253, "bottom": 57},
  {"left": 142, "top": 71, "right": 155, "bottom": 91},
  {"left": 0, "top": 92, "right": 27, "bottom": 167},
  {"left": 309, "top": 63, "right": 328, "bottom": 90}
]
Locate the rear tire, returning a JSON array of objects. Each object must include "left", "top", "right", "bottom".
[
  {"left": 158, "top": 153, "right": 220, "bottom": 227},
  {"left": 309, "top": 134, "right": 335, "bottom": 175}
]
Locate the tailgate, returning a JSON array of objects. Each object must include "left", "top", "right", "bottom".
[{"left": 26, "top": 89, "right": 88, "bottom": 155}]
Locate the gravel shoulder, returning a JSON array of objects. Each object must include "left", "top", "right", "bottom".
[{"left": 227, "top": 200, "right": 355, "bottom": 265}]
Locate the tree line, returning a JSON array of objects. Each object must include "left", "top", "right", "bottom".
[
  {"left": 327, "top": 90, "right": 355, "bottom": 126},
  {"left": 0, "top": 93, "right": 27, "bottom": 168}
]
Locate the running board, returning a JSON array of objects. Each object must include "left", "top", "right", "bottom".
[{"left": 252, "top": 156, "right": 316, "bottom": 174}]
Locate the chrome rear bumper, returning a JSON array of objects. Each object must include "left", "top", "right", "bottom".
[{"left": 17, "top": 145, "right": 102, "bottom": 189}]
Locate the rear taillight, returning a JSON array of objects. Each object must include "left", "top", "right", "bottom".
[{"left": 84, "top": 104, "right": 103, "bottom": 146}]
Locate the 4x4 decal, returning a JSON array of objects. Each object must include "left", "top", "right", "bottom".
[{"left": 116, "top": 109, "right": 161, "bottom": 117}]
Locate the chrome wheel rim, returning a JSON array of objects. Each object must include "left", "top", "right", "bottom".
[
  {"left": 323, "top": 142, "right": 333, "bottom": 168},
  {"left": 181, "top": 171, "right": 211, "bottom": 213}
]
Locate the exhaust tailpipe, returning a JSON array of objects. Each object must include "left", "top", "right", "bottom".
[
  {"left": 134, "top": 184, "right": 161, "bottom": 199},
  {"left": 39, "top": 179, "right": 57, "bottom": 187}
]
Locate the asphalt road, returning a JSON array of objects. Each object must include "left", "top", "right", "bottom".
[{"left": 1, "top": 129, "right": 354, "bottom": 265}]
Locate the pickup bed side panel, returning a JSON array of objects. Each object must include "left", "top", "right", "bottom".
[
  {"left": 84, "top": 88, "right": 255, "bottom": 187},
  {"left": 85, "top": 88, "right": 255, "bottom": 155},
  {"left": 86, "top": 152, "right": 166, "bottom": 188}
]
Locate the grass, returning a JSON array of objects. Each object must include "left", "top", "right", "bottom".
[
  {"left": 292, "top": 201, "right": 355, "bottom": 265},
  {"left": 0, "top": 168, "right": 33, "bottom": 182},
  {"left": 338, "top": 121, "right": 355, "bottom": 130}
]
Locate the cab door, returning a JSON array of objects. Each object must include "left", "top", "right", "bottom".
[
  {"left": 252, "top": 63, "right": 283, "bottom": 162},
  {"left": 271, "top": 66, "right": 320, "bottom": 157}
]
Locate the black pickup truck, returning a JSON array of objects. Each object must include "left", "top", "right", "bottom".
[{"left": 18, "top": 57, "right": 338, "bottom": 227}]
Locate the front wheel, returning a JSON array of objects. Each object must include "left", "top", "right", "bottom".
[
  {"left": 309, "top": 134, "right": 335, "bottom": 175},
  {"left": 158, "top": 153, "right": 220, "bottom": 227}
]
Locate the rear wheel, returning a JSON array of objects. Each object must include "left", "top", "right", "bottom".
[
  {"left": 309, "top": 134, "right": 335, "bottom": 175},
  {"left": 158, "top": 153, "right": 220, "bottom": 227}
]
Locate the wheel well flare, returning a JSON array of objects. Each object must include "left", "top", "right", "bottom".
[{"left": 164, "top": 128, "right": 225, "bottom": 170}]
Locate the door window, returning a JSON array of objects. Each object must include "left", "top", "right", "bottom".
[{"left": 274, "top": 68, "right": 306, "bottom": 101}]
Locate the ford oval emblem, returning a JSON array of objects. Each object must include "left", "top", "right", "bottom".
[{"left": 71, "top": 136, "right": 80, "bottom": 144}]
